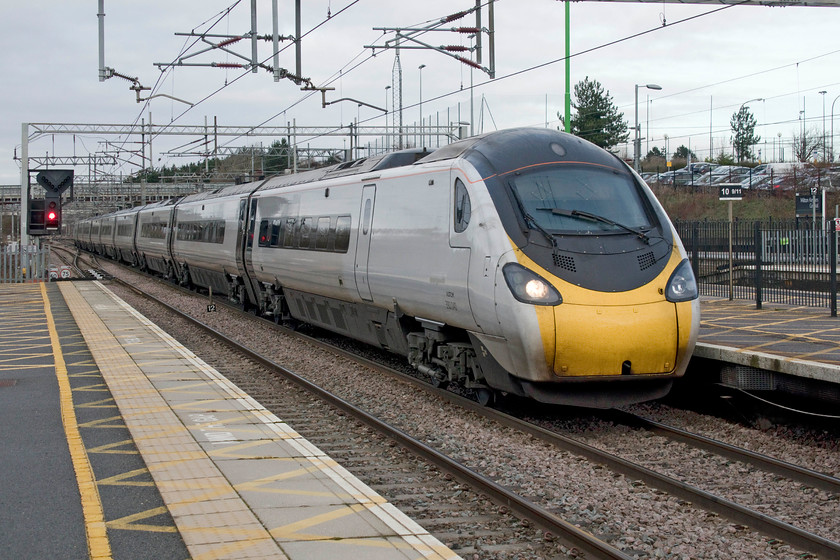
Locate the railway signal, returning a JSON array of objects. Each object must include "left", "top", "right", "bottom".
[{"left": 45, "top": 196, "right": 61, "bottom": 231}]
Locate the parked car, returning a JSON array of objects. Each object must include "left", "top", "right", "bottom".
[
  {"left": 687, "top": 162, "right": 720, "bottom": 176},
  {"left": 711, "top": 171, "right": 750, "bottom": 186}
]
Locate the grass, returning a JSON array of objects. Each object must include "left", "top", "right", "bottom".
[{"left": 651, "top": 186, "right": 839, "bottom": 222}]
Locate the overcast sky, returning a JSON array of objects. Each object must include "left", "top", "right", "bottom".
[{"left": 2, "top": 0, "right": 838, "bottom": 185}]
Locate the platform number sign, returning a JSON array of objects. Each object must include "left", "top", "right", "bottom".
[{"left": 719, "top": 184, "right": 743, "bottom": 201}]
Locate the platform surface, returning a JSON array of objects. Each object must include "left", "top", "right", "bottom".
[
  {"left": 696, "top": 296, "right": 840, "bottom": 382},
  {"left": 0, "top": 280, "right": 460, "bottom": 560}
]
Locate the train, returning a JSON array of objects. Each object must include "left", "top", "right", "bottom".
[{"left": 73, "top": 127, "right": 700, "bottom": 408}]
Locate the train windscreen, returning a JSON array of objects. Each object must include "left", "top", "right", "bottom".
[{"left": 508, "top": 164, "right": 655, "bottom": 235}]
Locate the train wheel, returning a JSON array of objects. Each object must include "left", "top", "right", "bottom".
[
  {"left": 475, "top": 388, "right": 496, "bottom": 407},
  {"left": 430, "top": 376, "right": 449, "bottom": 390}
]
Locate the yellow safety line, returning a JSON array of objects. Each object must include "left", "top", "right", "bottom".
[{"left": 41, "top": 283, "right": 113, "bottom": 560}]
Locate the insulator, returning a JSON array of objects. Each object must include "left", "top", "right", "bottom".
[
  {"left": 443, "top": 11, "right": 467, "bottom": 23},
  {"left": 443, "top": 46, "right": 470, "bottom": 52},
  {"left": 456, "top": 27, "right": 480, "bottom": 34},
  {"left": 456, "top": 56, "right": 481, "bottom": 70},
  {"left": 215, "top": 62, "right": 245, "bottom": 68},
  {"left": 217, "top": 37, "right": 242, "bottom": 48}
]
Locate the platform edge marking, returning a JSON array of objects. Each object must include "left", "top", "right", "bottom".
[{"left": 43, "top": 283, "right": 113, "bottom": 560}]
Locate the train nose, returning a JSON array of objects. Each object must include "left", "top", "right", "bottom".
[{"left": 552, "top": 301, "right": 679, "bottom": 377}]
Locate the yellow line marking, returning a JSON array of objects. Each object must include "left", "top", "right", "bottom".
[
  {"left": 97, "top": 467, "right": 155, "bottom": 487},
  {"left": 42, "top": 283, "right": 112, "bottom": 560},
  {"left": 78, "top": 416, "right": 127, "bottom": 429},
  {"left": 76, "top": 397, "right": 117, "bottom": 409},
  {"left": 87, "top": 440, "right": 139, "bottom": 455},
  {"left": 269, "top": 504, "right": 360, "bottom": 541},
  {"left": 105, "top": 506, "right": 177, "bottom": 533}
]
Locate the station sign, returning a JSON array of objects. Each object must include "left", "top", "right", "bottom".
[
  {"left": 718, "top": 184, "right": 742, "bottom": 201},
  {"left": 795, "top": 192, "right": 822, "bottom": 216}
]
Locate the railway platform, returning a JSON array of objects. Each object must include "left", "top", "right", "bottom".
[
  {"left": 0, "top": 280, "right": 459, "bottom": 560},
  {"left": 2, "top": 280, "right": 838, "bottom": 560},
  {"left": 695, "top": 296, "right": 840, "bottom": 404}
]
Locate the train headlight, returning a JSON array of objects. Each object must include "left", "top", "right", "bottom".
[
  {"left": 665, "top": 259, "right": 698, "bottom": 302},
  {"left": 503, "top": 263, "right": 562, "bottom": 306}
]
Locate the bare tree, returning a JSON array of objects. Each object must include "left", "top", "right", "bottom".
[{"left": 792, "top": 126, "right": 825, "bottom": 162}]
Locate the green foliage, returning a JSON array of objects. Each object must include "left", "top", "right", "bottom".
[
  {"left": 731, "top": 106, "right": 760, "bottom": 162},
  {"left": 652, "top": 187, "right": 795, "bottom": 221},
  {"left": 264, "top": 139, "right": 290, "bottom": 175},
  {"left": 714, "top": 152, "right": 736, "bottom": 166},
  {"left": 646, "top": 146, "right": 664, "bottom": 159},
  {"left": 569, "top": 76, "right": 629, "bottom": 151},
  {"left": 673, "top": 145, "right": 697, "bottom": 161}
]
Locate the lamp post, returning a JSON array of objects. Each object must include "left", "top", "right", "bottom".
[
  {"left": 778, "top": 132, "right": 782, "bottom": 162},
  {"left": 819, "top": 90, "right": 827, "bottom": 161},
  {"left": 384, "top": 85, "right": 391, "bottom": 151},
  {"left": 418, "top": 64, "right": 426, "bottom": 148},
  {"left": 634, "top": 83, "right": 661, "bottom": 172},
  {"left": 831, "top": 93, "right": 840, "bottom": 162}
]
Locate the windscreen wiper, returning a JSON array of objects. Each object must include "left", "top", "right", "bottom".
[
  {"left": 509, "top": 189, "right": 558, "bottom": 249},
  {"left": 545, "top": 208, "right": 650, "bottom": 244}
]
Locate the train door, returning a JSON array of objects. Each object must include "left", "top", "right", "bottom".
[
  {"left": 240, "top": 197, "right": 261, "bottom": 306},
  {"left": 235, "top": 198, "right": 247, "bottom": 272},
  {"left": 168, "top": 207, "right": 179, "bottom": 276},
  {"left": 354, "top": 184, "right": 376, "bottom": 302},
  {"left": 449, "top": 175, "right": 482, "bottom": 330}
]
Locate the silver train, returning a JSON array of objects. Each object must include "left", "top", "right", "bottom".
[{"left": 74, "top": 127, "right": 700, "bottom": 408}]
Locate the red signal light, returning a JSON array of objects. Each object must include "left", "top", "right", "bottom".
[{"left": 47, "top": 211, "right": 57, "bottom": 221}]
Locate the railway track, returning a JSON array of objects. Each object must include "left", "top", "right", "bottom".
[
  {"left": 74, "top": 247, "right": 840, "bottom": 559},
  {"left": 49, "top": 243, "right": 106, "bottom": 279},
  {"left": 103, "top": 270, "right": 630, "bottom": 559}
]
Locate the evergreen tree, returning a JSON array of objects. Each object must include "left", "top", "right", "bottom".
[
  {"left": 673, "top": 145, "right": 697, "bottom": 161},
  {"left": 569, "top": 76, "right": 629, "bottom": 151},
  {"left": 645, "top": 146, "right": 664, "bottom": 159},
  {"left": 264, "top": 139, "right": 291, "bottom": 175},
  {"left": 730, "top": 106, "right": 760, "bottom": 162}
]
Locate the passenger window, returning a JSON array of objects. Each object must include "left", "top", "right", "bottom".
[
  {"left": 283, "top": 218, "right": 297, "bottom": 248},
  {"left": 299, "top": 217, "right": 313, "bottom": 248},
  {"left": 270, "top": 220, "right": 282, "bottom": 247},
  {"left": 315, "top": 217, "right": 331, "bottom": 250},
  {"left": 454, "top": 178, "right": 471, "bottom": 233},
  {"left": 335, "top": 215, "right": 351, "bottom": 252},
  {"left": 362, "top": 199, "right": 372, "bottom": 235},
  {"left": 258, "top": 220, "right": 270, "bottom": 247}
]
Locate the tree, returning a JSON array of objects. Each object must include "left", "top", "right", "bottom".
[
  {"left": 264, "top": 139, "right": 291, "bottom": 175},
  {"left": 731, "top": 106, "right": 760, "bottom": 162},
  {"left": 645, "top": 146, "right": 664, "bottom": 159},
  {"left": 568, "top": 76, "right": 629, "bottom": 151},
  {"left": 792, "top": 126, "right": 824, "bottom": 162},
  {"left": 673, "top": 145, "right": 697, "bottom": 161}
]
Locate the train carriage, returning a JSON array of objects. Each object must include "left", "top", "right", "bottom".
[
  {"left": 170, "top": 184, "right": 256, "bottom": 298},
  {"left": 134, "top": 198, "right": 180, "bottom": 276},
  {"left": 74, "top": 128, "right": 699, "bottom": 408}
]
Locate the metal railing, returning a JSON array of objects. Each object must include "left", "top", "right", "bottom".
[
  {"left": 0, "top": 246, "right": 50, "bottom": 283},
  {"left": 676, "top": 219, "right": 838, "bottom": 316}
]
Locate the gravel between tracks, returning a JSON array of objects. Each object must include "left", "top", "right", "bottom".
[{"left": 101, "top": 265, "right": 838, "bottom": 560}]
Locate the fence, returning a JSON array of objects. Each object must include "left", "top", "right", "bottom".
[
  {"left": 675, "top": 219, "right": 838, "bottom": 315},
  {"left": 0, "top": 246, "right": 50, "bottom": 283}
]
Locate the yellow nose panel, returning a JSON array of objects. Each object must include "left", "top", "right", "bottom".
[{"left": 554, "top": 301, "right": 678, "bottom": 377}]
